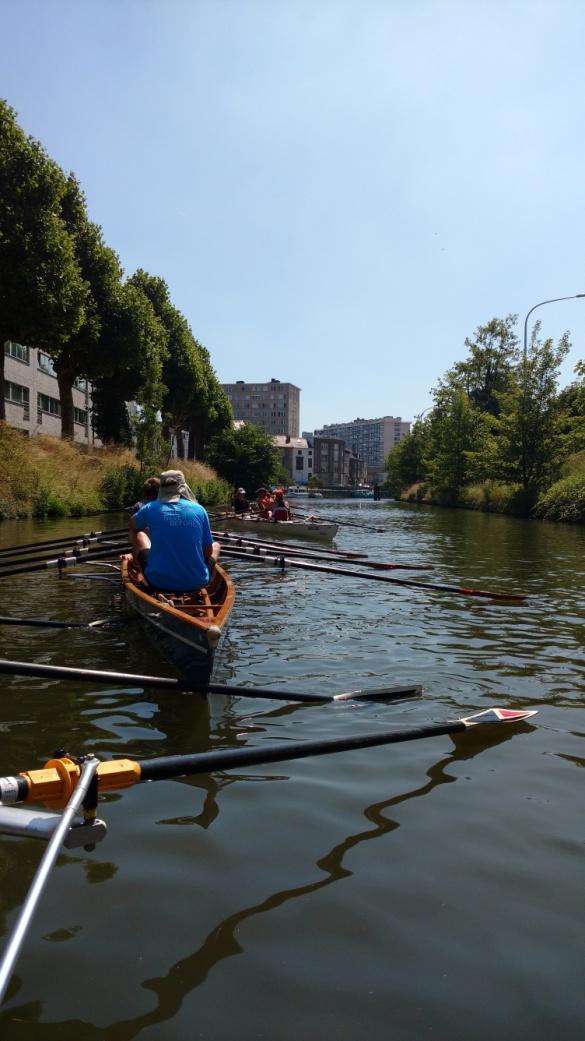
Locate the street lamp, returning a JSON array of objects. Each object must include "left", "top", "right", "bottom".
[{"left": 523, "top": 293, "right": 585, "bottom": 360}]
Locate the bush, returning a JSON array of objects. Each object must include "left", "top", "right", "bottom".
[
  {"left": 534, "top": 473, "right": 585, "bottom": 523},
  {"left": 100, "top": 465, "right": 143, "bottom": 510}
]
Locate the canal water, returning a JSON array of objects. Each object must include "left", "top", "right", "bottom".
[{"left": 0, "top": 502, "right": 583, "bottom": 1041}]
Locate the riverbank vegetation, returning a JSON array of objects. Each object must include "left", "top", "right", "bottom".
[
  {"left": 0, "top": 426, "right": 231, "bottom": 519},
  {"left": 385, "top": 318, "right": 585, "bottom": 522}
]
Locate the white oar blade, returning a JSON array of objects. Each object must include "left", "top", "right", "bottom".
[{"left": 460, "top": 708, "right": 538, "bottom": 726}]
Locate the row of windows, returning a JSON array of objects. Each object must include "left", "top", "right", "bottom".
[
  {"left": 4, "top": 343, "right": 88, "bottom": 392},
  {"left": 5, "top": 382, "right": 87, "bottom": 424}
]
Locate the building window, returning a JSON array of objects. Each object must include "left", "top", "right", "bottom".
[
  {"left": 74, "top": 377, "right": 88, "bottom": 393},
  {"left": 74, "top": 407, "right": 88, "bottom": 426},
  {"left": 5, "top": 380, "right": 30, "bottom": 407},
  {"left": 37, "top": 392, "right": 61, "bottom": 416},
  {"left": 295, "top": 457, "right": 304, "bottom": 471},
  {"left": 38, "top": 351, "right": 57, "bottom": 377},
  {"left": 4, "top": 342, "right": 30, "bottom": 364}
]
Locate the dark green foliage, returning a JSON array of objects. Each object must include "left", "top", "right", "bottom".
[
  {"left": 206, "top": 424, "right": 281, "bottom": 492},
  {"left": 100, "top": 464, "right": 143, "bottom": 510}
]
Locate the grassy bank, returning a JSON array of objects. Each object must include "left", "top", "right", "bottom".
[
  {"left": 395, "top": 455, "right": 585, "bottom": 524},
  {"left": 0, "top": 425, "right": 231, "bottom": 519}
]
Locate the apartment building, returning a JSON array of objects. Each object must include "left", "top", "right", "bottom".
[
  {"left": 221, "top": 379, "right": 300, "bottom": 437},
  {"left": 314, "top": 415, "right": 410, "bottom": 479},
  {"left": 4, "top": 341, "right": 94, "bottom": 444}
]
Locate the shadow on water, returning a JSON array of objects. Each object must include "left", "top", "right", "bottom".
[{"left": 0, "top": 720, "right": 533, "bottom": 1037}]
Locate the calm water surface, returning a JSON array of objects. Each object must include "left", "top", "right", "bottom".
[{"left": 0, "top": 502, "right": 583, "bottom": 1041}]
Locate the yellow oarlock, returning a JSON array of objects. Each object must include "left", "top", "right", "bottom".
[{"left": 20, "top": 757, "right": 142, "bottom": 808}]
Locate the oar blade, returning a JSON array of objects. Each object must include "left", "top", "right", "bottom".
[
  {"left": 333, "top": 684, "right": 423, "bottom": 703},
  {"left": 460, "top": 708, "right": 538, "bottom": 726}
]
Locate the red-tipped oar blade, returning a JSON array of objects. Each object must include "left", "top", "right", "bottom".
[{"left": 460, "top": 708, "right": 538, "bottom": 726}]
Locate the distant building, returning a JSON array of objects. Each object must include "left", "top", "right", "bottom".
[
  {"left": 314, "top": 415, "right": 410, "bottom": 480},
  {"left": 272, "top": 435, "right": 312, "bottom": 484},
  {"left": 221, "top": 378, "right": 300, "bottom": 437},
  {"left": 4, "top": 341, "right": 95, "bottom": 445}
]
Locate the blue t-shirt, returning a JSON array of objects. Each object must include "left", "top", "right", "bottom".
[{"left": 133, "top": 498, "right": 213, "bottom": 591}]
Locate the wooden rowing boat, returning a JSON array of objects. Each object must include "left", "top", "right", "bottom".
[
  {"left": 121, "top": 559, "right": 235, "bottom": 687},
  {"left": 216, "top": 514, "right": 338, "bottom": 542}
]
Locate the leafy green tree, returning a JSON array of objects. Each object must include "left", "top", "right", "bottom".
[
  {"left": 90, "top": 280, "right": 168, "bottom": 442},
  {"left": 0, "top": 100, "right": 86, "bottom": 419},
  {"left": 205, "top": 424, "right": 280, "bottom": 492},
  {"left": 186, "top": 344, "right": 232, "bottom": 460},
  {"left": 384, "top": 418, "right": 430, "bottom": 493},
  {"left": 441, "top": 315, "right": 518, "bottom": 416},
  {"left": 53, "top": 175, "right": 125, "bottom": 437},
  {"left": 497, "top": 324, "right": 570, "bottom": 492},
  {"left": 556, "top": 360, "right": 585, "bottom": 458},
  {"left": 426, "top": 389, "right": 486, "bottom": 499}
]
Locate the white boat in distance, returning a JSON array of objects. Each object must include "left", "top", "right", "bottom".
[{"left": 214, "top": 514, "right": 338, "bottom": 542}]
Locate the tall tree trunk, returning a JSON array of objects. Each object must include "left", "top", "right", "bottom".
[{"left": 56, "top": 367, "right": 75, "bottom": 439}]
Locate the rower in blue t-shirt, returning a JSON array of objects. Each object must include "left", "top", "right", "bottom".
[{"left": 129, "top": 470, "right": 220, "bottom": 592}]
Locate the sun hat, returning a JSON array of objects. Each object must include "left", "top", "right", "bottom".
[{"left": 158, "top": 470, "right": 197, "bottom": 503}]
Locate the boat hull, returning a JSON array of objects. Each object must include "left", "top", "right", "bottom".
[
  {"left": 216, "top": 516, "right": 338, "bottom": 542},
  {"left": 122, "top": 562, "right": 235, "bottom": 688}
]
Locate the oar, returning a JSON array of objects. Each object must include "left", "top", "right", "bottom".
[
  {"left": 0, "top": 540, "right": 127, "bottom": 573},
  {"left": 0, "top": 658, "right": 423, "bottom": 706},
  {"left": 0, "top": 527, "right": 128, "bottom": 557},
  {"left": 216, "top": 540, "right": 432, "bottom": 572},
  {"left": 0, "top": 532, "right": 125, "bottom": 566},
  {"left": 1, "top": 708, "right": 538, "bottom": 807},
  {"left": 212, "top": 527, "right": 366, "bottom": 559},
  {"left": 220, "top": 548, "right": 527, "bottom": 602},
  {"left": 0, "top": 616, "right": 119, "bottom": 630},
  {"left": 0, "top": 544, "right": 130, "bottom": 580},
  {"left": 293, "top": 509, "right": 386, "bottom": 534}
]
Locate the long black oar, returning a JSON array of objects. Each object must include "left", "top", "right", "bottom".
[
  {"left": 0, "top": 532, "right": 125, "bottom": 567},
  {"left": 0, "top": 544, "right": 129, "bottom": 580},
  {"left": 293, "top": 509, "right": 386, "bottom": 534},
  {"left": 220, "top": 547, "right": 527, "bottom": 602},
  {"left": 0, "top": 527, "right": 128, "bottom": 558},
  {"left": 212, "top": 526, "right": 366, "bottom": 559},
  {"left": 1, "top": 708, "right": 537, "bottom": 807},
  {"left": 216, "top": 540, "right": 432, "bottom": 572},
  {"left": 0, "top": 540, "right": 127, "bottom": 573},
  {"left": 0, "top": 616, "right": 119, "bottom": 630},
  {"left": 0, "top": 658, "right": 422, "bottom": 706}
]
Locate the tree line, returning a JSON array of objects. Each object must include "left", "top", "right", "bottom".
[
  {"left": 0, "top": 99, "right": 232, "bottom": 457},
  {"left": 385, "top": 316, "right": 585, "bottom": 520}
]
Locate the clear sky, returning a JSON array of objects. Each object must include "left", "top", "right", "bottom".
[{"left": 2, "top": 0, "right": 584, "bottom": 431}]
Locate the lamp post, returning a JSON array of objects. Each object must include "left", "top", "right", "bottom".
[{"left": 523, "top": 293, "right": 585, "bottom": 360}]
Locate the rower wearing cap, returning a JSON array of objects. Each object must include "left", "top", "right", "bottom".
[
  {"left": 233, "top": 487, "right": 250, "bottom": 515},
  {"left": 127, "top": 469, "right": 220, "bottom": 592}
]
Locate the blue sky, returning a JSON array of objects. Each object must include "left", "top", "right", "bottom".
[{"left": 3, "top": 1, "right": 584, "bottom": 431}]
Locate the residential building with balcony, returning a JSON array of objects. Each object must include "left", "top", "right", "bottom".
[
  {"left": 221, "top": 379, "right": 300, "bottom": 437},
  {"left": 4, "top": 341, "right": 95, "bottom": 444},
  {"left": 314, "top": 415, "right": 410, "bottom": 480}
]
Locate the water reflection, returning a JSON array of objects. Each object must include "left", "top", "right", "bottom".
[{"left": 0, "top": 720, "right": 533, "bottom": 1035}]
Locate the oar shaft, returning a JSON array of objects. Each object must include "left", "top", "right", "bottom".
[
  {"left": 0, "top": 528, "right": 127, "bottom": 557},
  {"left": 0, "top": 540, "right": 127, "bottom": 573},
  {"left": 0, "top": 658, "right": 420, "bottom": 706},
  {"left": 0, "top": 544, "right": 129, "bottom": 579},
  {"left": 221, "top": 548, "right": 525, "bottom": 601},
  {"left": 0, "top": 757, "right": 99, "bottom": 1005}
]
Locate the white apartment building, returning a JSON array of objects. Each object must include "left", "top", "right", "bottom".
[
  {"left": 314, "top": 415, "right": 410, "bottom": 479},
  {"left": 4, "top": 341, "right": 94, "bottom": 444}
]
